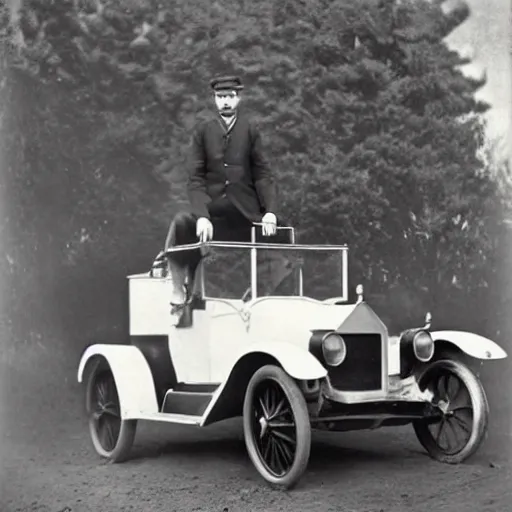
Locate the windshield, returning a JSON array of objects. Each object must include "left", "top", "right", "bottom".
[{"left": 200, "top": 243, "right": 348, "bottom": 301}]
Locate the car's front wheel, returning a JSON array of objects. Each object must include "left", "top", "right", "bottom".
[
  {"left": 413, "top": 359, "right": 489, "bottom": 464},
  {"left": 243, "top": 365, "right": 311, "bottom": 489},
  {"left": 85, "top": 360, "right": 137, "bottom": 462}
]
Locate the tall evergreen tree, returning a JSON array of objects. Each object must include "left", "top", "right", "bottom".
[{"left": 1, "top": 0, "right": 507, "bottom": 335}]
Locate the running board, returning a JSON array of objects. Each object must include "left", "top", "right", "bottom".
[
  {"left": 173, "top": 383, "right": 220, "bottom": 393},
  {"left": 128, "top": 412, "right": 202, "bottom": 425},
  {"left": 161, "top": 390, "right": 215, "bottom": 416}
]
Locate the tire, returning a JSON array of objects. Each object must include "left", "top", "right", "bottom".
[
  {"left": 413, "top": 359, "right": 489, "bottom": 464},
  {"left": 85, "top": 360, "right": 137, "bottom": 463},
  {"left": 243, "top": 364, "right": 311, "bottom": 489}
]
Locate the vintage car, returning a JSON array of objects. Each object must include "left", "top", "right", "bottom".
[{"left": 77, "top": 224, "right": 507, "bottom": 489}]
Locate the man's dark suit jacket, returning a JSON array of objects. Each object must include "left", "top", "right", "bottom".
[{"left": 187, "top": 112, "right": 277, "bottom": 223}]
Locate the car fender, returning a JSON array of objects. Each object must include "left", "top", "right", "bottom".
[
  {"left": 240, "top": 340, "right": 328, "bottom": 380},
  {"left": 201, "top": 341, "right": 327, "bottom": 426},
  {"left": 431, "top": 330, "right": 508, "bottom": 360},
  {"left": 77, "top": 344, "right": 159, "bottom": 419}
]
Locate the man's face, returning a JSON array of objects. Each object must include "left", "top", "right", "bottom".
[{"left": 214, "top": 90, "right": 240, "bottom": 116}]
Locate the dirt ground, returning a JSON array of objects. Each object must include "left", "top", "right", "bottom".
[{"left": 1, "top": 335, "right": 511, "bottom": 512}]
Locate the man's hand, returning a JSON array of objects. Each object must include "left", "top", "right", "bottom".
[
  {"left": 196, "top": 217, "right": 213, "bottom": 242},
  {"left": 261, "top": 212, "right": 277, "bottom": 236}
]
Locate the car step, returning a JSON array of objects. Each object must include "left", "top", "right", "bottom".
[
  {"left": 173, "top": 382, "right": 220, "bottom": 393},
  {"left": 161, "top": 389, "right": 217, "bottom": 416}
]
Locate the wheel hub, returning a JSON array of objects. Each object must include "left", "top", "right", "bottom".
[
  {"left": 259, "top": 416, "right": 268, "bottom": 438},
  {"left": 437, "top": 399, "right": 451, "bottom": 415}
]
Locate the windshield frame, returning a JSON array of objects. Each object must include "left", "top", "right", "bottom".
[{"left": 164, "top": 224, "right": 349, "bottom": 302}]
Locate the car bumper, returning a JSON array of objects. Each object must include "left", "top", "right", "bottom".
[
  {"left": 308, "top": 375, "right": 440, "bottom": 430},
  {"left": 321, "top": 374, "right": 434, "bottom": 405}
]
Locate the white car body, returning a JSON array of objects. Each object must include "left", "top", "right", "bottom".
[
  {"left": 77, "top": 225, "right": 508, "bottom": 488},
  {"left": 78, "top": 244, "right": 506, "bottom": 424}
]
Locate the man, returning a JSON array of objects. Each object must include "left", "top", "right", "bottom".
[{"left": 160, "top": 75, "right": 290, "bottom": 326}]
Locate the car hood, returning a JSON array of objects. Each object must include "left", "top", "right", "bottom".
[{"left": 245, "top": 297, "right": 388, "bottom": 348}]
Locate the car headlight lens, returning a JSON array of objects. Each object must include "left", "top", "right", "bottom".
[
  {"left": 322, "top": 333, "right": 347, "bottom": 367},
  {"left": 413, "top": 330, "right": 434, "bottom": 362}
]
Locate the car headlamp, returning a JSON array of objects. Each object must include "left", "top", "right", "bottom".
[
  {"left": 321, "top": 333, "right": 347, "bottom": 367},
  {"left": 413, "top": 330, "right": 434, "bottom": 362}
]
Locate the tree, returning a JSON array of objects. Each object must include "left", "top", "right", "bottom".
[
  {"left": 1, "top": 0, "right": 506, "bottom": 338},
  {"left": 295, "top": 0, "right": 500, "bottom": 329},
  {"left": 0, "top": 0, "right": 173, "bottom": 338}
]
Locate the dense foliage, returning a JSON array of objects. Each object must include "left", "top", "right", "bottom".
[{"left": 1, "top": 0, "right": 510, "bottom": 340}]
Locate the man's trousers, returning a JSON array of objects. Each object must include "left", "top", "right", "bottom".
[{"left": 163, "top": 206, "right": 297, "bottom": 299}]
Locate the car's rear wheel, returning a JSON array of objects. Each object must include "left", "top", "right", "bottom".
[
  {"left": 85, "top": 360, "right": 137, "bottom": 462},
  {"left": 413, "top": 359, "right": 489, "bottom": 464},
  {"left": 243, "top": 364, "right": 311, "bottom": 489}
]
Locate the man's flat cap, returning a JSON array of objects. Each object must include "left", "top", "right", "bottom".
[{"left": 210, "top": 75, "right": 244, "bottom": 91}]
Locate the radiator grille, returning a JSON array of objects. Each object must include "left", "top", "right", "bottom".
[{"left": 328, "top": 334, "right": 383, "bottom": 391}]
